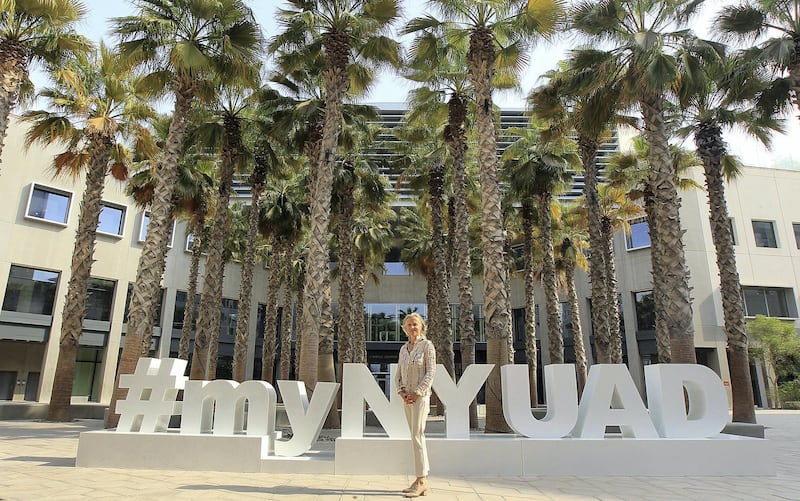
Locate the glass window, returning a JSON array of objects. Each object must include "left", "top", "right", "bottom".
[
  {"left": 560, "top": 302, "right": 573, "bottom": 338},
  {"left": 85, "top": 278, "right": 115, "bottom": 321},
  {"left": 2, "top": 265, "right": 60, "bottom": 315},
  {"left": 123, "top": 283, "right": 164, "bottom": 326},
  {"left": 97, "top": 203, "right": 125, "bottom": 236},
  {"left": 752, "top": 221, "right": 778, "bottom": 248},
  {"left": 365, "top": 303, "right": 427, "bottom": 341},
  {"left": 729, "top": 218, "right": 737, "bottom": 246},
  {"left": 626, "top": 219, "right": 651, "bottom": 250},
  {"left": 138, "top": 212, "right": 175, "bottom": 248},
  {"left": 172, "top": 290, "right": 200, "bottom": 330},
  {"left": 634, "top": 290, "right": 656, "bottom": 331},
  {"left": 256, "top": 303, "right": 266, "bottom": 340},
  {"left": 383, "top": 262, "right": 411, "bottom": 276},
  {"left": 793, "top": 223, "right": 800, "bottom": 249},
  {"left": 26, "top": 184, "right": 71, "bottom": 225},
  {"left": 742, "top": 286, "right": 798, "bottom": 318},
  {"left": 219, "top": 298, "right": 238, "bottom": 339},
  {"left": 448, "top": 303, "right": 487, "bottom": 343}
]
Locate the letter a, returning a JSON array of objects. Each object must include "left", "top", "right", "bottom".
[{"left": 572, "top": 364, "right": 658, "bottom": 438}]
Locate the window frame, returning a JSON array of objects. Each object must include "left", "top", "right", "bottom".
[
  {"left": 138, "top": 211, "right": 176, "bottom": 248},
  {"left": 1, "top": 264, "right": 61, "bottom": 316},
  {"left": 96, "top": 200, "right": 127, "bottom": 238},
  {"left": 24, "top": 183, "right": 73, "bottom": 227},
  {"left": 752, "top": 220, "right": 778, "bottom": 248},
  {"left": 625, "top": 217, "right": 651, "bottom": 251},
  {"left": 741, "top": 286, "right": 798, "bottom": 319}
]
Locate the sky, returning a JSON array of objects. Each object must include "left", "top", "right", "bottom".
[{"left": 43, "top": 0, "right": 800, "bottom": 170}]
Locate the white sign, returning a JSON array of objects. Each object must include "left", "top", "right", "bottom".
[{"left": 115, "top": 358, "right": 730, "bottom": 457}]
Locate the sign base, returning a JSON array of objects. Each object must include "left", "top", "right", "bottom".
[{"left": 76, "top": 431, "right": 773, "bottom": 476}]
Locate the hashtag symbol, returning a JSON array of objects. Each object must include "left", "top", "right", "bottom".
[{"left": 116, "top": 358, "right": 188, "bottom": 433}]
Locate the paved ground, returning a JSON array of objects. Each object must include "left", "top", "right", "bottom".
[{"left": 1, "top": 410, "right": 798, "bottom": 500}]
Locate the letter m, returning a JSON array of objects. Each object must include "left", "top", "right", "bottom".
[{"left": 180, "top": 380, "right": 277, "bottom": 437}]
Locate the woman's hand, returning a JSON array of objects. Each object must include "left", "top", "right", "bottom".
[{"left": 404, "top": 392, "right": 418, "bottom": 405}]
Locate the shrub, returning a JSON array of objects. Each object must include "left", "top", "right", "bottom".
[{"left": 778, "top": 379, "right": 800, "bottom": 405}]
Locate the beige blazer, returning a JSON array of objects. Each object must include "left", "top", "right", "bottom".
[{"left": 396, "top": 338, "right": 436, "bottom": 397}]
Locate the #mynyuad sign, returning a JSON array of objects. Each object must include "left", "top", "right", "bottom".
[{"left": 111, "top": 357, "right": 732, "bottom": 458}]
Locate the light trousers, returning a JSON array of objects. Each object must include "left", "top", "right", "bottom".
[{"left": 403, "top": 395, "right": 430, "bottom": 477}]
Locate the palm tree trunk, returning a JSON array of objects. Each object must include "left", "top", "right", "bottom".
[
  {"left": 48, "top": 134, "right": 113, "bottom": 422},
  {"left": 190, "top": 116, "right": 240, "bottom": 380},
  {"left": 261, "top": 241, "right": 283, "bottom": 384},
  {"left": 579, "top": 136, "right": 612, "bottom": 363},
  {"left": 430, "top": 161, "right": 455, "bottom": 380},
  {"left": 469, "top": 27, "right": 513, "bottom": 433},
  {"left": 565, "top": 259, "right": 588, "bottom": 395},
  {"left": 521, "top": 200, "right": 539, "bottom": 406},
  {"left": 280, "top": 256, "right": 293, "bottom": 381},
  {"left": 353, "top": 255, "right": 368, "bottom": 365},
  {"left": 299, "top": 32, "right": 349, "bottom": 394},
  {"left": 294, "top": 261, "right": 306, "bottom": 379},
  {"left": 179, "top": 213, "right": 204, "bottom": 360},
  {"left": 446, "top": 95, "right": 478, "bottom": 429},
  {"left": 540, "top": 192, "right": 564, "bottom": 364},
  {"left": 642, "top": 190, "right": 672, "bottom": 363},
  {"left": 600, "top": 217, "right": 623, "bottom": 363},
  {"left": 0, "top": 39, "right": 27, "bottom": 166},
  {"left": 695, "top": 120, "right": 755, "bottom": 423},
  {"left": 107, "top": 80, "right": 195, "bottom": 429},
  {"left": 232, "top": 188, "right": 264, "bottom": 382},
  {"left": 335, "top": 169, "right": 356, "bottom": 379},
  {"left": 640, "top": 93, "right": 696, "bottom": 364},
  {"left": 319, "top": 269, "right": 340, "bottom": 428}
]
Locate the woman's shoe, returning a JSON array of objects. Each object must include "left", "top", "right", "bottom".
[
  {"left": 401, "top": 480, "right": 418, "bottom": 493},
  {"left": 403, "top": 478, "right": 428, "bottom": 498}
]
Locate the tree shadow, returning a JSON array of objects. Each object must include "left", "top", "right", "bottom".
[
  {"left": 179, "top": 484, "right": 399, "bottom": 497},
  {"left": 4, "top": 456, "right": 75, "bottom": 467}
]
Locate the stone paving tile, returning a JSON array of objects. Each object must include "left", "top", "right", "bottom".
[{"left": 2, "top": 411, "right": 800, "bottom": 500}]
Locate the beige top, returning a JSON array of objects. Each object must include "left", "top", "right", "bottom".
[{"left": 396, "top": 337, "right": 436, "bottom": 397}]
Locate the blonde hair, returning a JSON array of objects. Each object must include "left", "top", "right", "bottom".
[{"left": 401, "top": 312, "right": 428, "bottom": 338}]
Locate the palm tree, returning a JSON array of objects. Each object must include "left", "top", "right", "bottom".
[
  {"left": 503, "top": 124, "right": 580, "bottom": 367},
  {"left": 259, "top": 176, "right": 307, "bottom": 384},
  {"left": 406, "top": 0, "right": 564, "bottom": 432},
  {"left": 270, "top": 0, "right": 402, "bottom": 394},
  {"left": 403, "top": 28, "right": 485, "bottom": 425},
  {"left": 23, "top": 45, "right": 152, "bottom": 421},
  {"left": 232, "top": 140, "right": 276, "bottom": 382},
  {"left": 555, "top": 202, "right": 590, "bottom": 394},
  {"left": 106, "top": 0, "right": 261, "bottom": 428},
  {"left": 125, "top": 124, "right": 216, "bottom": 362},
  {"left": 190, "top": 82, "right": 262, "bottom": 381},
  {"left": 530, "top": 64, "right": 634, "bottom": 364},
  {"left": 332, "top": 134, "right": 392, "bottom": 377},
  {"left": 352, "top": 213, "right": 394, "bottom": 364},
  {"left": 716, "top": 0, "right": 800, "bottom": 125},
  {"left": 0, "top": 0, "right": 90, "bottom": 165},
  {"left": 604, "top": 138, "right": 701, "bottom": 363},
  {"left": 571, "top": 0, "right": 717, "bottom": 364},
  {"left": 675, "top": 53, "right": 781, "bottom": 423},
  {"left": 390, "top": 120, "right": 455, "bottom": 385}
]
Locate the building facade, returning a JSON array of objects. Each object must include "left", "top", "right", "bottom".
[{"left": 1, "top": 113, "right": 797, "bottom": 408}]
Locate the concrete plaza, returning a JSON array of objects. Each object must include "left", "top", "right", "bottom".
[{"left": 1, "top": 410, "right": 799, "bottom": 500}]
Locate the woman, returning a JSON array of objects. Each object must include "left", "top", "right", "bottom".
[{"left": 396, "top": 312, "right": 436, "bottom": 498}]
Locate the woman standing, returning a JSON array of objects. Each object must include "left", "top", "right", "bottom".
[{"left": 396, "top": 312, "right": 436, "bottom": 497}]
